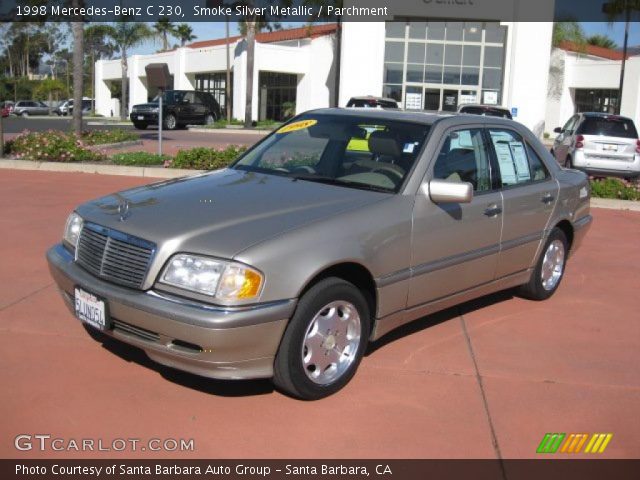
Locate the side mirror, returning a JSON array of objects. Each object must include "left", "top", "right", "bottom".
[
  {"left": 426, "top": 179, "right": 473, "bottom": 204},
  {"left": 553, "top": 127, "right": 563, "bottom": 134}
]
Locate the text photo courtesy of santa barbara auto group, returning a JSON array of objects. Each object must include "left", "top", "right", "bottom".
[{"left": 0, "top": 0, "right": 639, "bottom": 479}]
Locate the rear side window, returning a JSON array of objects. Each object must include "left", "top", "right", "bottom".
[
  {"left": 488, "top": 129, "right": 547, "bottom": 186},
  {"left": 578, "top": 117, "right": 638, "bottom": 139}
]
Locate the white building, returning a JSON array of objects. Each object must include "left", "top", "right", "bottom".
[
  {"left": 94, "top": 13, "right": 640, "bottom": 137},
  {"left": 546, "top": 41, "right": 640, "bottom": 134}
]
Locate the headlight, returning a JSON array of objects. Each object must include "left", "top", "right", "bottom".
[
  {"left": 63, "top": 212, "right": 83, "bottom": 250},
  {"left": 151, "top": 107, "right": 159, "bottom": 113},
  {"left": 160, "top": 254, "right": 263, "bottom": 303}
]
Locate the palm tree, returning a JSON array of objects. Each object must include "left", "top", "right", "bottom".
[
  {"left": 552, "top": 21, "right": 586, "bottom": 48},
  {"left": 587, "top": 34, "right": 618, "bottom": 50},
  {"left": 104, "top": 22, "right": 153, "bottom": 120},
  {"left": 175, "top": 24, "right": 196, "bottom": 47},
  {"left": 71, "top": 21, "right": 84, "bottom": 136},
  {"left": 85, "top": 24, "right": 116, "bottom": 115},
  {"left": 153, "top": 19, "right": 176, "bottom": 51}
]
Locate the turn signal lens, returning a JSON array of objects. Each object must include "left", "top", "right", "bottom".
[
  {"left": 575, "top": 135, "right": 585, "bottom": 149},
  {"left": 217, "top": 265, "right": 263, "bottom": 301}
]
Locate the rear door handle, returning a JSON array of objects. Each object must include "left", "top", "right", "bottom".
[
  {"left": 542, "top": 194, "right": 555, "bottom": 204},
  {"left": 484, "top": 205, "right": 502, "bottom": 217}
]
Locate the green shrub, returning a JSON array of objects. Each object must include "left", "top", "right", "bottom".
[
  {"left": 6, "top": 130, "right": 103, "bottom": 162},
  {"left": 110, "top": 151, "right": 169, "bottom": 166},
  {"left": 169, "top": 145, "right": 247, "bottom": 170},
  {"left": 590, "top": 177, "right": 640, "bottom": 201},
  {"left": 81, "top": 129, "right": 138, "bottom": 145}
]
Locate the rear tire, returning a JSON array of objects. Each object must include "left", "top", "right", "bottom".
[
  {"left": 518, "top": 228, "right": 568, "bottom": 301},
  {"left": 273, "top": 277, "right": 370, "bottom": 400}
]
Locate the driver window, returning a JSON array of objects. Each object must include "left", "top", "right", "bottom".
[
  {"left": 182, "top": 92, "right": 195, "bottom": 104},
  {"left": 432, "top": 128, "right": 492, "bottom": 192}
]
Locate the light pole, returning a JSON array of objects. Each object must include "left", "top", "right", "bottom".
[{"left": 602, "top": 0, "right": 638, "bottom": 114}]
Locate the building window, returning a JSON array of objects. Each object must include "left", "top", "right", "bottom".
[
  {"left": 259, "top": 72, "right": 297, "bottom": 122},
  {"left": 383, "top": 21, "right": 507, "bottom": 111},
  {"left": 195, "top": 72, "right": 233, "bottom": 113},
  {"left": 574, "top": 89, "right": 620, "bottom": 114}
]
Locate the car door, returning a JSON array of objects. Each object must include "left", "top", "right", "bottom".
[
  {"left": 553, "top": 114, "right": 579, "bottom": 164},
  {"left": 194, "top": 92, "right": 210, "bottom": 122},
  {"left": 486, "top": 128, "right": 558, "bottom": 278},
  {"left": 180, "top": 92, "right": 197, "bottom": 123},
  {"left": 408, "top": 127, "right": 503, "bottom": 307}
]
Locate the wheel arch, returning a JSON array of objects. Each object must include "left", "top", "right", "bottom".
[
  {"left": 297, "top": 261, "right": 378, "bottom": 328},
  {"left": 553, "top": 219, "right": 574, "bottom": 252}
]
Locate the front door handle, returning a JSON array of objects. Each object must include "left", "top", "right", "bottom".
[
  {"left": 484, "top": 205, "right": 502, "bottom": 217},
  {"left": 542, "top": 193, "right": 555, "bottom": 204}
]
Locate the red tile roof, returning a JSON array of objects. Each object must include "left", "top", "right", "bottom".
[
  {"left": 559, "top": 41, "right": 628, "bottom": 61},
  {"left": 187, "top": 24, "right": 338, "bottom": 49}
]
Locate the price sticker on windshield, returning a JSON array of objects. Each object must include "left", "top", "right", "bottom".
[{"left": 277, "top": 119, "right": 317, "bottom": 134}]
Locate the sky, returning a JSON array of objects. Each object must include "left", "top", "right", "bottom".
[{"left": 130, "top": 21, "right": 640, "bottom": 56}]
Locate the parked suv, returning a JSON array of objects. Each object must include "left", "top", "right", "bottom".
[
  {"left": 55, "top": 99, "right": 93, "bottom": 116},
  {"left": 130, "top": 90, "right": 221, "bottom": 130},
  {"left": 13, "top": 100, "right": 49, "bottom": 117},
  {"left": 458, "top": 104, "right": 513, "bottom": 119},
  {"left": 552, "top": 112, "right": 640, "bottom": 178},
  {"left": 346, "top": 96, "right": 399, "bottom": 109}
]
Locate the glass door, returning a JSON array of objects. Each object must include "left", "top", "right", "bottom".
[{"left": 424, "top": 88, "right": 440, "bottom": 111}]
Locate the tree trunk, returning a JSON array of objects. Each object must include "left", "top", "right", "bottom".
[
  {"left": 226, "top": 17, "right": 231, "bottom": 123},
  {"left": 244, "top": 20, "right": 256, "bottom": 128},
  {"left": 90, "top": 53, "right": 95, "bottom": 115},
  {"left": 120, "top": 51, "right": 128, "bottom": 121},
  {"left": 72, "top": 21, "right": 84, "bottom": 136}
]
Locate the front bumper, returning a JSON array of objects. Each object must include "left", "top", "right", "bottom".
[
  {"left": 46, "top": 244, "right": 295, "bottom": 380},
  {"left": 130, "top": 112, "right": 158, "bottom": 123}
]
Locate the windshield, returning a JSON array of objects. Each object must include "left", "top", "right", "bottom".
[
  {"left": 579, "top": 116, "right": 638, "bottom": 139},
  {"left": 232, "top": 114, "right": 430, "bottom": 193}
]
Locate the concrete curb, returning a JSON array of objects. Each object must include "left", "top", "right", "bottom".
[
  {"left": 591, "top": 197, "right": 640, "bottom": 212},
  {"left": 0, "top": 159, "right": 202, "bottom": 179},
  {"left": 87, "top": 121, "right": 133, "bottom": 126},
  {"left": 188, "top": 127, "right": 271, "bottom": 135}
]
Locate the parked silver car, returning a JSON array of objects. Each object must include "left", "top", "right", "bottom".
[
  {"left": 47, "top": 109, "right": 592, "bottom": 399},
  {"left": 552, "top": 112, "right": 640, "bottom": 178},
  {"left": 13, "top": 100, "right": 50, "bottom": 116}
]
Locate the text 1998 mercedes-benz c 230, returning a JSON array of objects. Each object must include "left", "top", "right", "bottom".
[{"left": 47, "top": 109, "right": 592, "bottom": 399}]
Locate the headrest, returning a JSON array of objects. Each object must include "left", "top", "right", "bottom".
[{"left": 368, "top": 130, "right": 401, "bottom": 157}]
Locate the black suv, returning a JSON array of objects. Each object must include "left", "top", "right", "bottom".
[{"left": 130, "top": 90, "right": 221, "bottom": 130}]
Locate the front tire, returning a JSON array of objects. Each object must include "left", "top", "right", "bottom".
[
  {"left": 518, "top": 228, "right": 568, "bottom": 301},
  {"left": 21, "top": 111, "right": 29, "bottom": 117},
  {"left": 273, "top": 277, "right": 370, "bottom": 400},
  {"left": 163, "top": 113, "right": 177, "bottom": 130}
]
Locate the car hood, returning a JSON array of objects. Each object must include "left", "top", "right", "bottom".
[
  {"left": 133, "top": 102, "right": 160, "bottom": 108},
  {"left": 76, "top": 169, "right": 387, "bottom": 259}
]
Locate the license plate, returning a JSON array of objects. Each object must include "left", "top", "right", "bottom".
[
  {"left": 137, "top": 115, "right": 144, "bottom": 120},
  {"left": 74, "top": 287, "right": 109, "bottom": 331},
  {"left": 602, "top": 144, "right": 618, "bottom": 152}
]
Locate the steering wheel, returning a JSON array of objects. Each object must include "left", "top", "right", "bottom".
[
  {"left": 291, "top": 165, "right": 316, "bottom": 174},
  {"left": 354, "top": 159, "right": 404, "bottom": 180}
]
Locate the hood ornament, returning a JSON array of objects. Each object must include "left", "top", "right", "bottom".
[{"left": 117, "top": 199, "right": 131, "bottom": 222}]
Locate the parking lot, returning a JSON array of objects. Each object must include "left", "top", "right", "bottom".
[{"left": 0, "top": 169, "right": 638, "bottom": 459}]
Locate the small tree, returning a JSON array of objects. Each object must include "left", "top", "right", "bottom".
[
  {"left": 153, "top": 19, "right": 176, "bottom": 52},
  {"left": 587, "top": 34, "right": 618, "bottom": 50},
  {"left": 104, "top": 22, "right": 153, "bottom": 120},
  {"left": 175, "top": 24, "right": 196, "bottom": 47}
]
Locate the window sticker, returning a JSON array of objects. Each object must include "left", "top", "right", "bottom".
[
  {"left": 494, "top": 140, "right": 518, "bottom": 184},
  {"left": 403, "top": 143, "right": 416, "bottom": 153},
  {"left": 509, "top": 141, "right": 531, "bottom": 182},
  {"left": 277, "top": 119, "right": 318, "bottom": 134}
]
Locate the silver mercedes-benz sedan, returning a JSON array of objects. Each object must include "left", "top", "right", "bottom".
[{"left": 47, "top": 109, "right": 592, "bottom": 399}]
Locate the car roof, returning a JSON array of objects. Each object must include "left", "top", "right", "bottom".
[
  {"left": 581, "top": 112, "right": 634, "bottom": 121},
  {"left": 459, "top": 104, "right": 510, "bottom": 111},
  {"left": 307, "top": 107, "right": 518, "bottom": 126},
  {"left": 348, "top": 96, "right": 397, "bottom": 102}
]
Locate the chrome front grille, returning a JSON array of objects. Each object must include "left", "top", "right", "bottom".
[{"left": 76, "top": 223, "right": 155, "bottom": 289}]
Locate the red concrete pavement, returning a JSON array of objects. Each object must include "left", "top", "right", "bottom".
[{"left": 0, "top": 170, "right": 638, "bottom": 459}]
